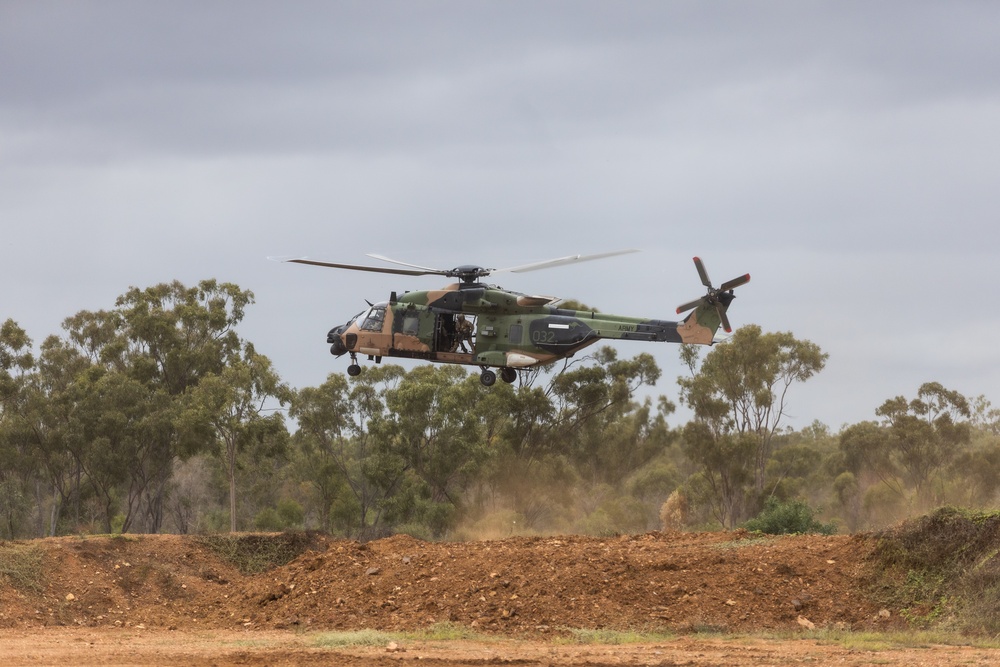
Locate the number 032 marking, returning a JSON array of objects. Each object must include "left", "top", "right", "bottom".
[{"left": 531, "top": 330, "right": 557, "bottom": 344}]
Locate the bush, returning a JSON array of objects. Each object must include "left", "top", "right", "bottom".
[
  {"left": 865, "top": 506, "right": 1000, "bottom": 633},
  {"left": 253, "top": 508, "right": 283, "bottom": 531},
  {"left": 254, "top": 499, "right": 304, "bottom": 531},
  {"left": 744, "top": 497, "right": 837, "bottom": 535},
  {"left": 277, "top": 499, "right": 304, "bottom": 528}
]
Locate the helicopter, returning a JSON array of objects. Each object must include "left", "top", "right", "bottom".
[{"left": 273, "top": 251, "right": 749, "bottom": 386}]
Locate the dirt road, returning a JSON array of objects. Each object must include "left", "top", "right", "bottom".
[{"left": 2, "top": 627, "right": 998, "bottom": 666}]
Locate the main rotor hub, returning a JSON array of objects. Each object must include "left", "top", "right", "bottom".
[{"left": 449, "top": 265, "right": 492, "bottom": 284}]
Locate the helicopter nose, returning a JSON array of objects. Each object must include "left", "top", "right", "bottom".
[{"left": 328, "top": 326, "right": 348, "bottom": 356}]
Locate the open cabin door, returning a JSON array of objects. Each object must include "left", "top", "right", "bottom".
[{"left": 434, "top": 312, "right": 477, "bottom": 356}]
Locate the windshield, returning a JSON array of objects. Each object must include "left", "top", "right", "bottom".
[{"left": 359, "top": 304, "right": 387, "bottom": 331}]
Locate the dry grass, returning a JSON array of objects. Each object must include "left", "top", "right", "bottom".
[
  {"left": 0, "top": 542, "right": 44, "bottom": 592},
  {"left": 195, "top": 531, "right": 321, "bottom": 574}
]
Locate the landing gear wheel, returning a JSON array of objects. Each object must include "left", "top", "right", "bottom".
[
  {"left": 500, "top": 367, "right": 517, "bottom": 384},
  {"left": 479, "top": 369, "right": 497, "bottom": 387},
  {"left": 347, "top": 364, "right": 362, "bottom": 377}
]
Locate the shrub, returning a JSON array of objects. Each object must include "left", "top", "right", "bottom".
[
  {"left": 744, "top": 497, "right": 837, "bottom": 535},
  {"left": 865, "top": 506, "right": 1000, "bottom": 634}
]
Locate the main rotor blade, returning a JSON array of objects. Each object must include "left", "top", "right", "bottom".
[
  {"left": 499, "top": 249, "right": 639, "bottom": 274},
  {"left": 693, "top": 256, "right": 712, "bottom": 288},
  {"left": 279, "top": 257, "right": 442, "bottom": 277},
  {"left": 366, "top": 254, "right": 447, "bottom": 273},
  {"left": 720, "top": 273, "right": 751, "bottom": 291}
]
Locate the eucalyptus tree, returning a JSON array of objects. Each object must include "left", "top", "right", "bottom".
[
  {"left": 0, "top": 319, "right": 35, "bottom": 536},
  {"left": 875, "top": 382, "right": 972, "bottom": 508},
  {"left": 478, "top": 347, "right": 672, "bottom": 531},
  {"left": 677, "top": 325, "right": 827, "bottom": 527},
  {"left": 548, "top": 348, "right": 664, "bottom": 480},
  {"left": 290, "top": 365, "right": 407, "bottom": 537},
  {"left": 838, "top": 383, "right": 974, "bottom": 521},
  {"left": 60, "top": 279, "right": 256, "bottom": 532},
  {"left": 12, "top": 279, "right": 260, "bottom": 534},
  {"left": 184, "top": 343, "right": 291, "bottom": 532},
  {"left": 373, "top": 365, "right": 493, "bottom": 536}
]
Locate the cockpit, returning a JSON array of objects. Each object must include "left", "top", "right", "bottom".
[{"left": 357, "top": 303, "right": 389, "bottom": 332}]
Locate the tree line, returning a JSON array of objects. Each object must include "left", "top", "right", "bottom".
[{"left": 2, "top": 279, "right": 999, "bottom": 540}]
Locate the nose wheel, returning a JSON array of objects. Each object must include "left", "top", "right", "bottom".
[{"left": 347, "top": 353, "right": 361, "bottom": 377}]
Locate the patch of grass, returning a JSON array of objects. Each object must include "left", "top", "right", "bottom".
[
  {"left": 309, "top": 625, "right": 1000, "bottom": 653},
  {"left": 559, "top": 628, "right": 676, "bottom": 645},
  {"left": 313, "top": 629, "right": 397, "bottom": 648},
  {"left": 402, "top": 622, "right": 487, "bottom": 641},
  {"left": 687, "top": 622, "right": 729, "bottom": 634},
  {"left": 195, "top": 531, "right": 320, "bottom": 575},
  {"left": 807, "top": 627, "right": 1000, "bottom": 651},
  {"left": 711, "top": 535, "right": 777, "bottom": 550},
  {"left": 0, "top": 542, "right": 44, "bottom": 592},
  {"left": 312, "top": 624, "right": 489, "bottom": 649}
]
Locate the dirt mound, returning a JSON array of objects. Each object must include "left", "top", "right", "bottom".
[{"left": 0, "top": 531, "right": 887, "bottom": 634}]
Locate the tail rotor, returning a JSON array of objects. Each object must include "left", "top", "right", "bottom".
[{"left": 676, "top": 257, "right": 750, "bottom": 333}]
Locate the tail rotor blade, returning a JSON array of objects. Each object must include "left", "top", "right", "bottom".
[
  {"left": 693, "top": 257, "right": 712, "bottom": 288},
  {"left": 676, "top": 297, "right": 705, "bottom": 315},
  {"left": 717, "top": 304, "right": 732, "bottom": 333},
  {"left": 720, "top": 273, "right": 751, "bottom": 291}
]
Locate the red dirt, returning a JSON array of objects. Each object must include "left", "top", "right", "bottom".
[{"left": 3, "top": 531, "right": 987, "bottom": 666}]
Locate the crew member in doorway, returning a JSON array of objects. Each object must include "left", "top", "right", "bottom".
[{"left": 454, "top": 315, "right": 474, "bottom": 352}]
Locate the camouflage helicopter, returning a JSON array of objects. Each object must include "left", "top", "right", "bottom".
[{"left": 274, "top": 251, "right": 749, "bottom": 386}]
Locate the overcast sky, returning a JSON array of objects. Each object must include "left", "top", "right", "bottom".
[{"left": 3, "top": 1, "right": 999, "bottom": 430}]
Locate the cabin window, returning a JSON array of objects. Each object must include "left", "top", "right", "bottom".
[
  {"left": 509, "top": 323, "right": 523, "bottom": 344},
  {"left": 402, "top": 315, "right": 420, "bottom": 335}
]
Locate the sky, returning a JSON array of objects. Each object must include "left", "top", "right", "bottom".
[{"left": 3, "top": 1, "right": 999, "bottom": 431}]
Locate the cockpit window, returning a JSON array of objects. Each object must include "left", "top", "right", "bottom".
[{"left": 360, "top": 306, "right": 387, "bottom": 332}]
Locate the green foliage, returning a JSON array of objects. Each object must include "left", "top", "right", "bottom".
[
  {"left": 837, "top": 384, "right": 977, "bottom": 527},
  {"left": 677, "top": 327, "right": 827, "bottom": 528},
  {"left": 277, "top": 498, "right": 304, "bottom": 527},
  {"left": 874, "top": 383, "right": 972, "bottom": 508},
  {"left": 251, "top": 498, "right": 304, "bottom": 532},
  {"left": 185, "top": 342, "right": 291, "bottom": 532},
  {"left": 252, "top": 508, "right": 282, "bottom": 531},
  {"left": 7, "top": 276, "right": 1000, "bottom": 543},
  {"left": 0, "top": 280, "right": 288, "bottom": 538},
  {"left": 743, "top": 497, "right": 836, "bottom": 535},
  {"left": 291, "top": 366, "right": 407, "bottom": 539}
]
